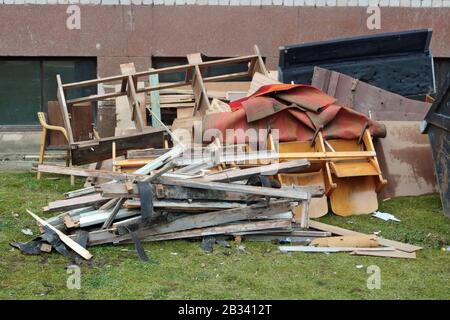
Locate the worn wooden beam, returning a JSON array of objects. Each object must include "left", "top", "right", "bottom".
[
  {"left": 157, "top": 177, "right": 320, "bottom": 200},
  {"left": 114, "top": 199, "right": 294, "bottom": 237},
  {"left": 123, "top": 199, "right": 245, "bottom": 211},
  {"left": 44, "top": 194, "right": 110, "bottom": 213},
  {"left": 99, "top": 182, "right": 249, "bottom": 201},
  {"left": 309, "top": 220, "right": 422, "bottom": 253},
  {"left": 128, "top": 220, "right": 291, "bottom": 244}
]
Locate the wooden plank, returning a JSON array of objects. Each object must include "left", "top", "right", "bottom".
[
  {"left": 149, "top": 70, "right": 162, "bottom": 128},
  {"left": 87, "top": 219, "right": 291, "bottom": 246},
  {"left": 123, "top": 199, "right": 245, "bottom": 211},
  {"left": 67, "top": 91, "right": 126, "bottom": 105},
  {"left": 44, "top": 194, "right": 110, "bottom": 213},
  {"left": 101, "top": 198, "right": 126, "bottom": 229},
  {"left": 70, "top": 103, "right": 94, "bottom": 142},
  {"left": 201, "top": 159, "right": 310, "bottom": 182},
  {"left": 56, "top": 74, "right": 75, "bottom": 144},
  {"left": 120, "top": 64, "right": 145, "bottom": 132},
  {"left": 71, "top": 128, "right": 165, "bottom": 165},
  {"left": 157, "top": 177, "right": 318, "bottom": 201},
  {"left": 79, "top": 208, "right": 138, "bottom": 228},
  {"left": 64, "top": 186, "right": 96, "bottom": 199},
  {"left": 311, "top": 235, "right": 379, "bottom": 247},
  {"left": 133, "top": 220, "right": 291, "bottom": 243},
  {"left": 309, "top": 220, "right": 422, "bottom": 253},
  {"left": 279, "top": 246, "right": 395, "bottom": 253},
  {"left": 126, "top": 148, "right": 169, "bottom": 159},
  {"left": 350, "top": 249, "right": 417, "bottom": 259},
  {"left": 114, "top": 200, "right": 293, "bottom": 236},
  {"left": 99, "top": 182, "right": 249, "bottom": 201},
  {"left": 37, "top": 164, "right": 144, "bottom": 181},
  {"left": 187, "top": 54, "right": 211, "bottom": 116},
  {"left": 27, "top": 209, "right": 92, "bottom": 260}
]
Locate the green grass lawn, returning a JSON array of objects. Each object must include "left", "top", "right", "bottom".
[{"left": 0, "top": 172, "right": 449, "bottom": 299}]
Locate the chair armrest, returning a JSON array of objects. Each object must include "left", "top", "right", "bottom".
[{"left": 37, "top": 112, "right": 69, "bottom": 143}]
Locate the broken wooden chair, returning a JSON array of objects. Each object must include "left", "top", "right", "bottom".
[
  {"left": 269, "top": 128, "right": 387, "bottom": 216},
  {"left": 36, "top": 112, "right": 74, "bottom": 185}
]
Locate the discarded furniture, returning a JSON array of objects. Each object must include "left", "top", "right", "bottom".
[
  {"left": 36, "top": 111, "right": 74, "bottom": 185},
  {"left": 275, "top": 129, "right": 387, "bottom": 216},
  {"left": 279, "top": 29, "right": 435, "bottom": 98},
  {"left": 311, "top": 67, "right": 436, "bottom": 199},
  {"left": 422, "top": 76, "right": 450, "bottom": 218},
  {"left": 56, "top": 46, "right": 268, "bottom": 165}
]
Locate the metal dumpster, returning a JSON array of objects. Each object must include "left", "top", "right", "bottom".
[{"left": 422, "top": 76, "right": 450, "bottom": 218}]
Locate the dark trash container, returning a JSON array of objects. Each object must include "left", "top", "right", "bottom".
[{"left": 422, "top": 76, "right": 450, "bottom": 218}]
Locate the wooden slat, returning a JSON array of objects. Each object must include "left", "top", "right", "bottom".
[
  {"left": 149, "top": 70, "right": 162, "bottom": 128},
  {"left": 56, "top": 74, "right": 74, "bottom": 144},
  {"left": 44, "top": 194, "right": 110, "bottom": 213},
  {"left": 66, "top": 91, "right": 125, "bottom": 105},
  {"left": 37, "top": 164, "right": 144, "bottom": 181}
]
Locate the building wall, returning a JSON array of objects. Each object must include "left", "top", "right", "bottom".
[
  {"left": 0, "top": 4, "right": 449, "bottom": 157},
  {"left": 0, "top": 5, "right": 449, "bottom": 75}
]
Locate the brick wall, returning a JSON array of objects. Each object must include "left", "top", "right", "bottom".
[{"left": 0, "top": 0, "right": 450, "bottom": 6}]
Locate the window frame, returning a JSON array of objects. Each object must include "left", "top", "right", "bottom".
[{"left": 0, "top": 57, "right": 97, "bottom": 131}]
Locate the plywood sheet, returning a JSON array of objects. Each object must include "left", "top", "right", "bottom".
[{"left": 375, "top": 121, "right": 437, "bottom": 199}]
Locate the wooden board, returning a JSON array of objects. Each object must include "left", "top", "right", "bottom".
[
  {"left": 277, "top": 170, "right": 328, "bottom": 218},
  {"left": 311, "top": 235, "right": 378, "bottom": 247},
  {"left": 330, "top": 161, "right": 379, "bottom": 178},
  {"left": 47, "top": 101, "right": 94, "bottom": 145},
  {"left": 70, "top": 103, "right": 94, "bottom": 142},
  {"left": 350, "top": 249, "right": 416, "bottom": 259},
  {"left": 44, "top": 193, "right": 110, "bottom": 213},
  {"left": 71, "top": 128, "right": 165, "bottom": 165},
  {"left": 309, "top": 220, "right": 422, "bottom": 253},
  {"left": 375, "top": 121, "right": 437, "bottom": 199},
  {"left": 330, "top": 176, "right": 378, "bottom": 216},
  {"left": 157, "top": 177, "right": 318, "bottom": 201}
]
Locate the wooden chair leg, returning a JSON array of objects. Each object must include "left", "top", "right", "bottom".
[
  {"left": 37, "top": 128, "right": 47, "bottom": 180},
  {"left": 66, "top": 150, "right": 75, "bottom": 186}
]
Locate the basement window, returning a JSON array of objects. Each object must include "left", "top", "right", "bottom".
[{"left": 0, "top": 58, "right": 96, "bottom": 129}]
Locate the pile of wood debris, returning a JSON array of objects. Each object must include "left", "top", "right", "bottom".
[
  {"left": 12, "top": 46, "right": 423, "bottom": 262},
  {"left": 23, "top": 144, "right": 421, "bottom": 262}
]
